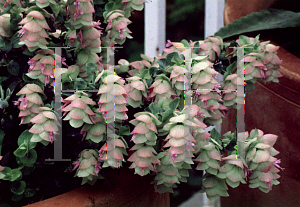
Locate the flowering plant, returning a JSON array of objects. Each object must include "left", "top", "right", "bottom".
[{"left": 0, "top": 0, "right": 284, "bottom": 204}]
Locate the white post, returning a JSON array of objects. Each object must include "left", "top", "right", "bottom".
[
  {"left": 205, "top": 0, "right": 225, "bottom": 136},
  {"left": 144, "top": 0, "right": 166, "bottom": 58},
  {"left": 205, "top": 0, "right": 225, "bottom": 38}
]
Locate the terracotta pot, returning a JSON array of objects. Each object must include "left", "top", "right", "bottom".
[
  {"left": 224, "top": 0, "right": 300, "bottom": 25},
  {"left": 25, "top": 168, "right": 170, "bottom": 207},
  {"left": 224, "top": 0, "right": 279, "bottom": 25},
  {"left": 221, "top": 1, "right": 300, "bottom": 206}
]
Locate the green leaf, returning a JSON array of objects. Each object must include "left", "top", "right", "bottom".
[
  {"left": 86, "top": 63, "right": 98, "bottom": 73},
  {"left": 118, "top": 125, "right": 130, "bottom": 136},
  {"left": 166, "top": 52, "right": 180, "bottom": 65},
  {"left": 19, "top": 149, "right": 37, "bottom": 167},
  {"left": 138, "top": 69, "right": 151, "bottom": 80},
  {"left": 49, "top": 3, "right": 60, "bottom": 17},
  {"left": 0, "top": 166, "right": 11, "bottom": 179},
  {"left": 13, "top": 143, "right": 28, "bottom": 158},
  {"left": 158, "top": 58, "right": 168, "bottom": 69},
  {"left": 193, "top": 41, "right": 200, "bottom": 53},
  {"left": 149, "top": 103, "right": 165, "bottom": 115},
  {"left": 162, "top": 109, "right": 174, "bottom": 123},
  {"left": 169, "top": 97, "right": 180, "bottom": 111},
  {"left": 17, "top": 130, "right": 34, "bottom": 146},
  {"left": 7, "top": 61, "right": 19, "bottom": 76},
  {"left": 146, "top": 77, "right": 153, "bottom": 88},
  {"left": 2, "top": 43, "right": 12, "bottom": 53},
  {"left": 0, "top": 36, "right": 5, "bottom": 47},
  {"left": 11, "top": 34, "right": 22, "bottom": 48},
  {"left": 210, "top": 128, "right": 221, "bottom": 140},
  {"left": 215, "top": 9, "right": 300, "bottom": 39},
  {"left": 131, "top": 3, "right": 144, "bottom": 11},
  {"left": 11, "top": 181, "right": 26, "bottom": 195},
  {"left": 104, "top": 2, "right": 116, "bottom": 16},
  {"left": 181, "top": 39, "right": 190, "bottom": 48},
  {"left": 74, "top": 78, "right": 87, "bottom": 90},
  {"left": 0, "top": 76, "right": 8, "bottom": 84},
  {"left": 9, "top": 169, "right": 22, "bottom": 182},
  {"left": 149, "top": 67, "right": 158, "bottom": 77},
  {"left": 36, "top": 1, "right": 49, "bottom": 8},
  {"left": 171, "top": 56, "right": 184, "bottom": 65},
  {"left": 0, "top": 129, "right": 4, "bottom": 154}
]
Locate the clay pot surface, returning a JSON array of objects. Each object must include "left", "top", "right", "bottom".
[
  {"left": 25, "top": 168, "right": 169, "bottom": 207},
  {"left": 224, "top": 0, "right": 279, "bottom": 25}
]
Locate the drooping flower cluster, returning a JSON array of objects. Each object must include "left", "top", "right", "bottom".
[
  {"left": 66, "top": 0, "right": 95, "bottom": 29},
  {"left": 153, "top": 151, "right": 192, "bottom": 193},
  {"left": 0, "top": 14, "right": 12, "bottom": 37},
  {"left": 121, "top": 0, "right": 145, "bottom": 16},
  {"left": 62, "top": 91, "right": 96, "bottom": 128},
  {"left": 124, "top": 76, "right": 148, "bottom": 108},
  {"left": 168, "top": 65, "right": 188, "bottom": 96},
  {"left": 96, "top": 70, "right": 128, "bottom": 123},
  {"left": 195, "top": 138, "right": 222, "bottom": 175},
  {"left": 245, "top": 129, "right": 283, "bottom": 193},
  {"left": 64, "top": 0, "right": 102, "bottom": 83},
  {"left": 192, "top": 36, "right": 224, "bottom": 62},
  {"left": 222, "top": 74, "right": 245, "bottom": 109},
  {"left": 236, "top": 35, "right": 283, "bottom": 85},
  {"left": 105, "top": 10, "right": 132, "bottom": 45},
  {"left": 26, "top": 49, "right": 63, "bottom": 86},
  {"left": 192, "top": 127, "right": 211, "bottom": 153},
  {"left": 29, "top": 107, "right": 59, "bottom": 146},
  {"left": 198, "top": 129, "right": 283, "bottom": 200},
  {"left": 147, "top": 74, "right": 177, "bottom": 104},
  {"left": 98, "top": 132, "right": 128, "bottom": 169},
  {"left": 127, "top": 60, "right": 145, "bottom": 76},
  {"left": 80, "top": 108, "right": 106, "bottom": 143},
  {"left": 200, "top": 174, "right": 229, "bottom": 201},
  {"left": 163, "top": 41, "right": 187, "bottom": 57},
  {"left": 162, "top": 111, "right": 206, "bottom": 164},
  {"left": 126, "top": 54, "right": 158, "bottom": 77},
  {"left": 192, "top": 56, "right": 228, "bottom": 126},
  {"left": 128, "top": 112, "right": 161, "bottom": 176},
  {"left": 18, "top": 11, "right": 51, "bottom": 52},
  {"left": 72, "top": 149, "right": 103, "bottom": 185},
  {"left": 218, "top": 154, "right": 247, "bottom": 189},
  {"left": 153, "top": 105, "right": 207, "bottom": 193},
  {"left": 15, "top": 84, "right": 45, "bottom": 125},
  {"left": 80, "top": 26, "right": 102, "bottom": 53}
]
